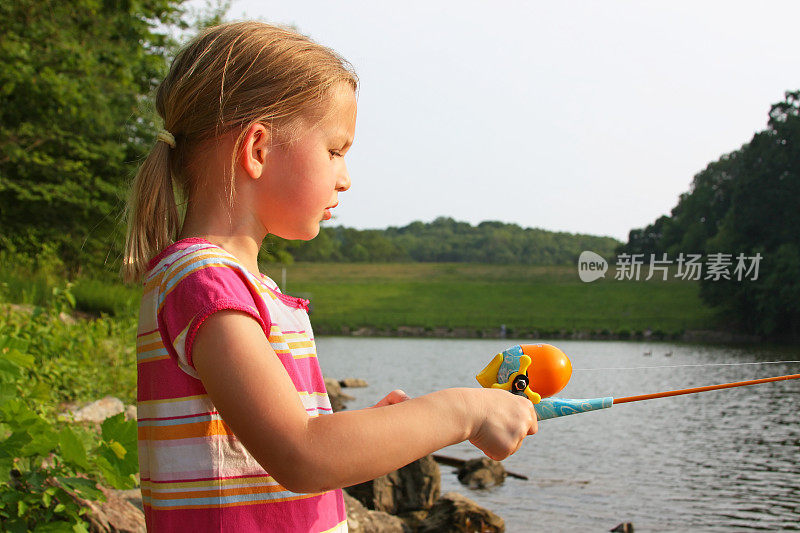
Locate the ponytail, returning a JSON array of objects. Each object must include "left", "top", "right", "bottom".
[{"left": 122, "top": 139, "right": 180, "bottom": 283}]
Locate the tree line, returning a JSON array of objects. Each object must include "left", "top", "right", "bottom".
[
  {"left": 275, "top": 217, "right": 620, "bottom": 265},
  {"left": 619, "top": 91, "right": 800, "bottom": 340}
]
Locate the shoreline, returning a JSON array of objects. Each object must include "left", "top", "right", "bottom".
[{"left": 315, "top": 325, "right": 764, "bottom": 345}]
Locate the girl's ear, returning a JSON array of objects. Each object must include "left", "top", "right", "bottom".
[{"left": 239, "top": 123, "right": 271, "bottom": 179}]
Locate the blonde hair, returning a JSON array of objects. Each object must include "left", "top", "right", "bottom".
[{"left": 122, "top": 21, "right": 357, "bottom": 283}]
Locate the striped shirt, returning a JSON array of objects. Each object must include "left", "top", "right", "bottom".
[{"left": 136, "top": 238, "right": 346, "bottom": 532}]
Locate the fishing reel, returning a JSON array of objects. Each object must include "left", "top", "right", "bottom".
[
  {"left": 476, "top": 344, "right": 573, "bottom": 404},
  {"left": 476, "top": 343, "right": 800, "bottom": 421}
]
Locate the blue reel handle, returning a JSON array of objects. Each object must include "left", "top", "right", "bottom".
[{"left": 533, "top": 397, "right": 614, "bottom": 421}]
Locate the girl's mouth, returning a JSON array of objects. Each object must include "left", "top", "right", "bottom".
[{"left": 323, "top": 202, "right": 338, "bottom": 221}]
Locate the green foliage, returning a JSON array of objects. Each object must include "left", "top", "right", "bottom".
[
  {"left": 0, "top": 304, "right": 138, "bottom": 531},
  {"left": 0, "top": 307, "right": 137, "bottom": 410},
  {"left": 285, "top": 217, "right": 620, "bottom": 265},
  {"left": 620, "top": 90, "right": 800, "bottom": 340},
  {"left": 0, "top": 248, "right": 141, "bottom": 319},
  {"left": 70, "top": 279, "right": 140, "bottom": 318},
  {"left": 0, "top": 0, "right": 192, "bottom": 272}
]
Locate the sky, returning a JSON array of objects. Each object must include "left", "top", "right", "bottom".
[{"left": 216, "top": 1, "right": 800, "bottom": 242}]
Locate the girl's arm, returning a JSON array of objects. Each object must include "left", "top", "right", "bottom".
[{"left": 193, "top": 310, "right": 536, "bottom": 494}]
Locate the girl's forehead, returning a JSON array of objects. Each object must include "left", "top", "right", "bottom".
[
  {"left": 325, "top": 84, "right": 357, "bottom": 123},
  {"left": 281, "top": 83, "right": 356, "bottom": 144},
  {"left": 317, "top": 84, "right": 357, "bottom": 134}
]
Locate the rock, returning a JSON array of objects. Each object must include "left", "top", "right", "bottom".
[
  {"left": 111, "top": 489, "right": 143, "bottom": 513},
  {"left": 418, "top": 492, "right": 504, "bottom": 533},
  {"left": 70, "top": 396, "right": 125, "bottom": 423},
  {"left": 460, "top": 468, "right": 496, "bottom": 490},
  {"left": 457, "top": 457, "right": 507, "bottom": 489},
  {"left": 610, "top": 523, "right": 634, "bottom": 532},
  {"left": 396, "top": 326, "right": 425, "bottom": 337},
  {"left": 324, "top": 377, "right": 354, "bottom": 412},
  {"left": 73, "top": 485, "right": 145, "bottom": 533},
  {"left": 324, "top": 377, "right": 342, "bottom": 396},
  {"left": 339, "top": 377, "right": 368, "bottom": 388},
  {"left": 58, "top": 311, "right": 77, "bottom": 325},
  {"left": 343, "top": 492, "right": 409, "bottom": 533},
  {"left": 2, "top": 303, "right": 35, "bottom": 315},
  {"left": 396, "top": 510, "right": 429, "bottom": 531},
  {"left": 347, "top": 455, "right": 440, "bottom": 515}
]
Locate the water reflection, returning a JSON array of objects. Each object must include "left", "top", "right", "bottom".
[{"left": 316, "top": 337, "right": 800, "bottom": 531}]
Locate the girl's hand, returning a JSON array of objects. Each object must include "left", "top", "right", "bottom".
[
  {"left": 372, "top": 389, "right": 411, "bottom": 408},
  {"left": 466, "top": 388, "right": 538, "bottom": 461}
]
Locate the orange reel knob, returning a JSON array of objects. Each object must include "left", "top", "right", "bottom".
[{"left": 520, "top": 344, "right": 572, "bottom": 398}]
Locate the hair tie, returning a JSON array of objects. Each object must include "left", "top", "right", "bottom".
[{"left": 157, "top": 130, "right": 176, "bottom": 149}]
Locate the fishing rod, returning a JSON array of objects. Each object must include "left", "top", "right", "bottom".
[{"left": 476, "top": 344, "right": 800, "bottom": 421}]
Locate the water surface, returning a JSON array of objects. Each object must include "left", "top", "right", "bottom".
[{"left": 316, "top": 337, "right": 800, "bottom": 532}]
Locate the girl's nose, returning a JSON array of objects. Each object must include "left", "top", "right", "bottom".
[{"left": 337, "top": 165, "right": 351, "bottom": 192}]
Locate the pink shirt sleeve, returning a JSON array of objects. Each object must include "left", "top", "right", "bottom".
[{"left": 156, "top": 259, "right": 271, "bottom": 375}]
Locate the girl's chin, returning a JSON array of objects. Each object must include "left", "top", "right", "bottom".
[{"left": 271, "top": 224, "right": 320, "bottom": 241}]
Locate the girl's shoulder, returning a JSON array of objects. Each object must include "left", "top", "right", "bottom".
[
  {"left": 143, "top": 239, "right": 262, "bottom": 300},
  {"left": 146, "top": 238, "right": 222, "bottom": 272},
  {"left": 145, "top": 238, "right": 253, "bottom": 286},
  {"left": 144, "top": 238, "right": 308, "bottom": 311}
]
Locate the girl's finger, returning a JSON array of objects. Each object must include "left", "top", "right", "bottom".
[
  {"left": 528, "top": 407, "right": 538, "bottom": 435},
  {"left": 372, "top": 389, "right": 410, "bottom": 408},
  {"left": 388, "top": 389, "right": 410, "bottom": 404}
]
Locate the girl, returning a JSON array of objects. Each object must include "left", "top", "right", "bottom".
[{"left": 124, "top": 21, "right": 537, "bottom": 532}]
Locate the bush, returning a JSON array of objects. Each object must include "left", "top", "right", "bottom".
[{"left": 0, "top": 305, "right": 138, "bottom": 530}]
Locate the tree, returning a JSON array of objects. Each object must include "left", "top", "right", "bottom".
[
  {"left": 0, "top": 0, "right": 215, "bottom": 274},
  {"left": 622, "top": 90, "right": 800, "bottom": 340}
]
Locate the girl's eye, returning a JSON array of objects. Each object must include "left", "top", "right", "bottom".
[{"left": 329, "top": 149, "right": 343, "bottom": 158}]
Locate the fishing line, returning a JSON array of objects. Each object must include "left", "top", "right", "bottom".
[{"left": 574, "top": 360, "right": 800, "bottom": 372}]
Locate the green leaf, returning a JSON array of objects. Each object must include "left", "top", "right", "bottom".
[
  {"left": 3, "top": 349, "right": 34, "bottom": 370},
  {"left": 57, "top": 477, "right": 104, "bottom": 501},
  {"left": 34, "top": 522, "right": 77, "bottom": 532},
  {"left": 64, "top": 291, "right": 76, "bottom": 309},
  {"left": 2, "top": 430, "right": 33, "bottom": 457},
  {"left": 0, "top": 456, "right": 15, "bottom": 475},
  {"left": 98, "top": 414, "right": 138, "bottom": 485},
  {"left": 94, "top": 456, "right": 135, "bottom": 490},
  {"left": 0, "top": 337, "right": 30, "bottom": 353},
  {"left": 17, "top": 499, "right": 27, "bottom": 516},
  {"left": 100, "top": 413, "right": 136, "bottom": 448},
  {"left": 59, "top": 427, "right": 88, "bottom": 469},
  {"left": 0, "top": 357, "right": 24, "bottom": 381},
  {"left": 108, "top": 440, "right": 126, "bottom": 460},
  {"left": 20, "top": 419, "right": 59, "bottom": 457},
  {"left": 3, "top": 518, "right": 28, "bottom": 533}
]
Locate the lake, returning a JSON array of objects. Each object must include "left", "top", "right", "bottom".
[{"left": 316, "top": 337, "right": 800, "bottom": 532}]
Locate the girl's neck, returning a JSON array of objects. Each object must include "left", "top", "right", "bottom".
[
  {"left": 180, "top": 208, "right": 265, "bottom": 277},
  {"left": 179, "top": 134, "right": 268, "bottom": 277}
]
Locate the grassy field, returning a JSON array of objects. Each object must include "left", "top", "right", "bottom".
[
  {"left": 264, "top": 263, "right": 719, "bottom": 337},
  {"left": 1, "top": 260, "right": 720, "bottom": 338}
]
